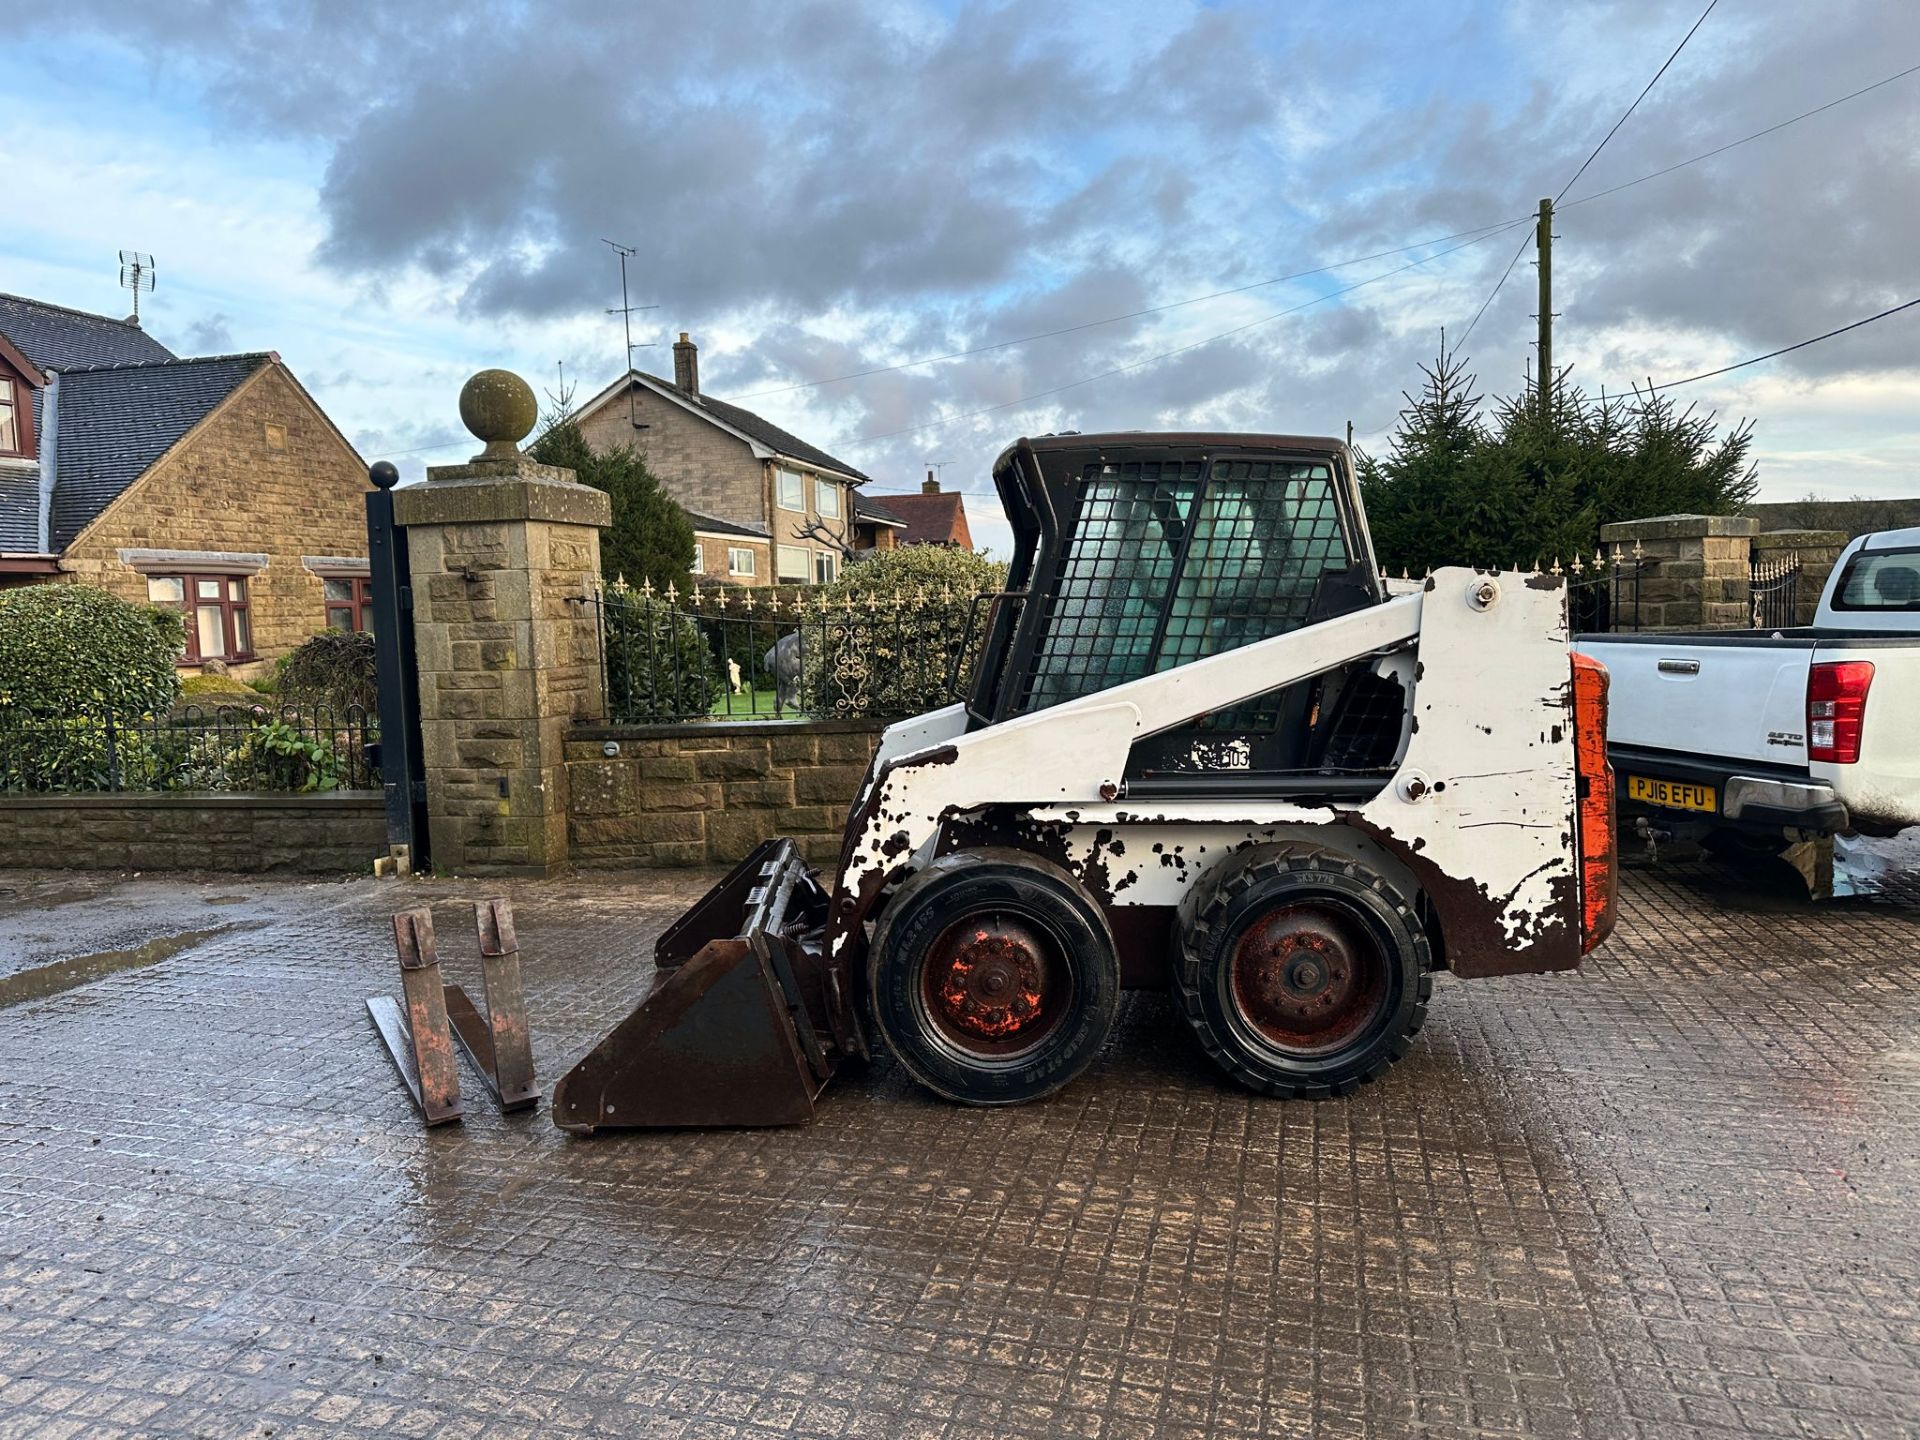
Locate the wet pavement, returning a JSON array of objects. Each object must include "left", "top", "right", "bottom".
[{"left": 0, "top": 849, "right": 1917, "bottom": 1440}]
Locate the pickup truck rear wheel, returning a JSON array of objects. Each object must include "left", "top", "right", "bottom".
[
  {"left": 1177, "top": 851, "right": 1431, "bottom": 1099},
  {"left": 868, "top": 851, "right": 1120, "bottom": 1107}
]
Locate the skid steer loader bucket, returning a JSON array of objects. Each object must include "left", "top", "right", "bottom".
[{"left": 552, "top": 839, "right": 861, "bottom": 1133}]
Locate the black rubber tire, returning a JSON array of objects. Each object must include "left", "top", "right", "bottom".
[
  {"left": 1176, "top": 848, "right": 1432, "bottom": 1099},
  {"left": 868, "top": 850, "right": 1120, "bottom": 1107}
]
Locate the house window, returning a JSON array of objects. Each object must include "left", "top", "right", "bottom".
[
  {"left": 324, "top": 575, "right": 375, "bottom": 632},
  {"left": 728, "top": 547, "right": 756, "bottom": 578},
  {"left": 817, "top": 482, "right": 840, "bottom": 519},
  {"left": 148, "top": 573, "right": 254, "bottom": 664},
  {"left": 0, "top": 378, "right": 17, "bottom": 455},
  {"left": 813, "top": 551, "right": 837, "bottom": 585},
  {"left": 777, "top": 469, "right": 805, "bottom": 510},
  {"left": 690, "top": 547, "right": 705, "bottom": 577},
  {"left": 776, "top": 545, "right": 809, "bottom": 583}
]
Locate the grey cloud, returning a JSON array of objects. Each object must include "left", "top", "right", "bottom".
[
  {"left": 20, "top": 0, "right": 1920, "bottom": 500},
  {"left": 181, "top": 312, "right": 234, "bottom": 354}
]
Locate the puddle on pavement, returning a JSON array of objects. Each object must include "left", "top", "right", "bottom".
[{"left": 0, "top": 924, "right": 238, "bottom": 1009}]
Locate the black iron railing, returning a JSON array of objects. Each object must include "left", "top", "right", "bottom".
[
  {"left": 1563, "top": 549, "right": 1645, "bottom": 633},
  {"left": 592, "top": 579, "right": 984, "bottom": 724},
  {"left": 1750, "top": 553, "right": 1802, "bottom": 629},
  {"left": 0, "top": 702, "right": 379, "bottom": 794}
]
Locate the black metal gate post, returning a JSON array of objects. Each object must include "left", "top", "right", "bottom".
[{"left": 367, "top": 460, "right": 431, "bottom": 871}]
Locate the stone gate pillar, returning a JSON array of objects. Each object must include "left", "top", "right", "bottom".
[
  {"left": 1599, "top": 513, "right": 1757, "bottom": 630},
  {"left": 392, "top": 370, "right": 612, "bottom": 875}
]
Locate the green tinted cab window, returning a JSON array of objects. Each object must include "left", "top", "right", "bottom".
[{"left": 1020, "top": 458, "right": 1347, "bottom": 712}]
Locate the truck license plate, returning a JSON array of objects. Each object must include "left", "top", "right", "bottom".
[{"left": 1627, "top": 775, "right": 1717, "bottom": 813}]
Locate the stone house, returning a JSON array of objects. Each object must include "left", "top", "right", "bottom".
[
  {"left": 573, "top": 334, "right": 870, "bottom": 586},
  {"left": 0, "top": 293, "right": 370, "bottom": 678},
  {"left": 853, "top": 470, "right": 975, "bottom": 550}
]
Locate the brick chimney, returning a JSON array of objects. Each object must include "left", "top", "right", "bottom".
[
  {"left": 673, "top": 332, "right": 699, "bottom": 395},
  {"left": 923, "top": 469, "right": 939, "bottom": 494}
]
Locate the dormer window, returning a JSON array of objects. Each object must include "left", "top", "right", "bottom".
[{"left": 0, "top": 377, "right": 18, "bottom": 455}]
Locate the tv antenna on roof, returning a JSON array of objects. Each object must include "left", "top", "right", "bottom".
[
  {"left": 118, "top": 250, "right": 155, "bottom": 325},
  {"left": 602, "top": 239, "right": 659, "bottom": 428}
]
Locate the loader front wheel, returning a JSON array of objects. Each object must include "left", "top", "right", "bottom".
[
  {"left": 1177, "top": 853, "right": 1431, "bottom": 1099},
  {"left": 869, "top": 852, "right": 1120, "bottom": 1106}
]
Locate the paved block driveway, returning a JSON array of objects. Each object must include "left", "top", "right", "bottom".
[{"left": 0, "top": 849, "right": 1916, "bottom": 1440}]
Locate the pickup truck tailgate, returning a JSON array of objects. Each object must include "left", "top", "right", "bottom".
[{"left": 1581, "top": 637, "right": 1811, "bottom": 768}]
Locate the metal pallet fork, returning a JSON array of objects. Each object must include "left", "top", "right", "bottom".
[
  {"left": 367, "top": 908, "right": 464, "bottom": 1126},
  {"left": 444, "top": 900, "right": 539, "bottom": 1113}
]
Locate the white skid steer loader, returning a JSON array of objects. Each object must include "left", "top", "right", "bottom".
[{"left": 553, "top": 433, "right": 1617, "bottom": 1130}]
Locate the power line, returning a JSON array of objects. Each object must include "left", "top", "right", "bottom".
[
  {"left": 368, "top": 58, "right": 1919, "bottom": 464},
  {"left": 1457, "top": 229, "right": 1534, "bottom": 350},
  {"left": 1556, "top": 0, "right": 1720, "bottom": 204},
  {"left": 718, "top": 216, "right": 1530, "bottom": 403},
  {"left": 1456, "top": 0, "right": 1719, "bottom": 354},
  {"left": 783, "top": 59, "right": 1920, "bottom": 407},
  {"left": 1559, "top": 60, "right": 1920, "bottom": 211},
  {"left": 1642, "top": 296, "right": 1920, "bottom": 393},
  {"left": 849, "top": 220, "right": 1531, "bottom": 445}
]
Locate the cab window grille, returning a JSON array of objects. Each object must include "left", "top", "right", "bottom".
[
  {"left": 1017, "top": 458, "right": 1348, "bottom": 716},
  {"left": 1021, "top": 462, "right": 1201, "bottom": 711}
]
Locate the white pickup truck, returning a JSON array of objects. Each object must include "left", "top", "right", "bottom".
[{"left": 1578, "top": 526, "right": 1920, "bottom": 849}]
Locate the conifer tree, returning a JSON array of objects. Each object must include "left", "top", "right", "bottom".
[{"left": 528, "top": 400, "right": 697, "bottom": 594}]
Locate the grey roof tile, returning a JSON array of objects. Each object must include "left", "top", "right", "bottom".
[
  {"left": 855, "top": 493, "right": 906, "bottom": 525},
  {"left": 0, "top": 468, "right": 39, "bottom": 551},
  {"left": 50, "top": 354, "right": 269, "bottom": 549},
  {"left": 0, "top": 294, "right": 176, "bottom": 371}
]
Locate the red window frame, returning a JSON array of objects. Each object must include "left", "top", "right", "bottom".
[
  {"left": 148, "top": 573, "right": 255, "bottom": 665},
  {"left": 324, "top": 574, "right": 375, "bottom": 633}
]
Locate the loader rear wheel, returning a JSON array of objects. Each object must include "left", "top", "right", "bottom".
[
  {"left": 1177, "top": 852, "right": 1430, "bottom": 1099},
  {"left": 869, "top": 852, "right": 1119, "bottom": 1107}
]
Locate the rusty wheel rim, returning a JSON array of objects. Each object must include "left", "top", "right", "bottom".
[
  {"left": 1226, "top": 901, "right": 1387, "bottom": 1057},
  {"left": 919, "top": 912, "right": 1071, "bottom": 1061}
]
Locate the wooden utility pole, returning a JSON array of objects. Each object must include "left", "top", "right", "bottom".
[{"left": 1535, "top": 197, "right": 1553, "bottom": 417}]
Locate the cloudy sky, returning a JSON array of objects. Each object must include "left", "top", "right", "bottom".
[{"left": 6, "top": 0, "right": 1917, "bottom": 556}]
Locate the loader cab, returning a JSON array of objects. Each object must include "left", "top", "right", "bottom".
[{"left": 966, "top": 433, "right": 1401, "bottom": 793}]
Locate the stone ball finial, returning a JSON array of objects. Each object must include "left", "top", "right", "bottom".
[{"left": 458, "top": 368, "right": 539, "bottom": 461}]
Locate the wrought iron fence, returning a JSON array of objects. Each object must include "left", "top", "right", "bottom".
[
  {"left": 592, "top": 579, "right": 983, "bottom": 724},
  {"left": 1561, "top": 548, "right": 1645, "bottom": 633},
  {"left": 0, "top": 702, "right": 379, "bottom": 794},
  {"left": 1750, "top": 552, "right": 1802, "bottom": 629}
]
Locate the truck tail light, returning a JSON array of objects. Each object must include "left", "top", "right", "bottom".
[
  {"left": 1807, "top": 661, "right": 1874, "bottom": 764},
  {"left": 1571, "top": 653, "right": 1617, "bottom": 954}
]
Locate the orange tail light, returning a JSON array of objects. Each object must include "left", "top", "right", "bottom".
[{"left": 1571, "top": 652, "right": 1617, "bottom": 953}]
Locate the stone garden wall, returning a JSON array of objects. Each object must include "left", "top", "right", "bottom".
[
  {"left": 0, "top": 792, "right": 385, "bottom": 872},
  {"left": 565, "top": 720, "right": 886, "bottom": 869}
]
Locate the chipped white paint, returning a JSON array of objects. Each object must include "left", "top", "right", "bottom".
[{"left": 842, "top": 568, "right": 1580, "bottom": 963}]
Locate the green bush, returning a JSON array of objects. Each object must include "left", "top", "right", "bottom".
[
  {"left": 799, "top": 545, "right": 1009, "bottom": 719},
  {"left": 177, "top": 673, "right": 259, "bottom": 712},
  {"left": 0, "top": 714, "right": 160, "bottom": 792},
  {"left": 603, "top": 579, "right": 721, "bottom": 722},
  {"left": 831, "top": 544, "right": 1007, "bottom": 601},
  {"left": 0, "top": 584, "right": 182, "bottom": 715}
]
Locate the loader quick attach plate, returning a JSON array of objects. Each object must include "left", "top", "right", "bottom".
[{"left": 551, "top": 839, "right": 848, "bottom": 1133}]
